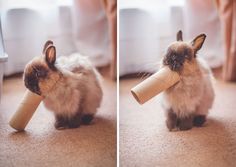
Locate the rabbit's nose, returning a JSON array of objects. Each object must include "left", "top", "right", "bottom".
[
  {"left": 170, "top": 60, "right": 183, "bottom": 71},
  {"left": 172, "top": 63, "right": 181, "bottom": 70},
  {"left": 171, "top": 54, "right": 177, "bottom": 60}
]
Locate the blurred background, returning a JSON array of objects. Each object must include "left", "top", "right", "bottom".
[
  {"left": 0, "top": 0, "right": 116, "bottom": 77},
  {"left": 119, "top": 0, "right": 226, "bottom": 76}
]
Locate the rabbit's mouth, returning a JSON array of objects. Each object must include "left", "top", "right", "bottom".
[
  {"left": 163, "top": 54, "right": 185, "bottom": 71},
  {"left": 27, "top": 86, "right": 41, "bottom": 95},
  {"left": 169, "top": 61, "right": 184, "bottom": 71}
]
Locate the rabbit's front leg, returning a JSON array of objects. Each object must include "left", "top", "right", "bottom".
[
  {"left": 68, "top": 112, "right": 82, "bottom": 128},
  {"left": 55, "top": 114, "right": 68, "bottom": 130},
  {"left": 81, "top": 114, "right": 94, "bottom": 125},
  {"left": 193, "top": 115, "right": 206, "bottom": 127},
  {"left": 166, "top": 108, "right": 177, "bottom": 131},
  {"left": 177, "top": 115, "right": 193, "bottom": 131},
  {"left": 55, "top": 112, "right": 82, "bottom": 129}
]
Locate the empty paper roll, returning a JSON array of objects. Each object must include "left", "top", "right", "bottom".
[
  {"left": 9, "top": 90, "right": 43, "bottom": 131},
  {"left": 131, "top": 66, "right": 180, "bottom": 104}
]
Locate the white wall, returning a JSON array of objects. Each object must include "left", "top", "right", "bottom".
[
  {"left": 119, "top": 0, "right": 223, "bottom": 76},
  {"left": 0, "top": 0, "right": 110, "bottom": 75}
]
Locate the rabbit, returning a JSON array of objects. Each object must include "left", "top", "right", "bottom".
[
  {"left": 23, "top": 40, "right": 103, "bottom": 129},
  {"left": 161, "top": 30, "right": 215, "bottom": 131}
]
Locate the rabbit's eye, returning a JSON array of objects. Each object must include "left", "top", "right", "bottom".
[
  {"left": 33, "top": 65, "right": 48, "bottom": 79},
  {"left": 35, "top": 71, "right": 40, "bottom": 78},
  {"left": 35, "top": 70, "right": 46, "bottom": 78}
]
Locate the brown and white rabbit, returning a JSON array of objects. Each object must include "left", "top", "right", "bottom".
[
  {"left": 23, "top": 40, "right": 103, "bottom": 129},
  {"left": 162, "top": 31, "right": 214, "bottom": 131}
]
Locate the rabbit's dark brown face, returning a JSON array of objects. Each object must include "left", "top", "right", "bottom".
[
  {"left": 23, "top": 41, "right": 60, "bottom": 96},
  {"left": 163, "top": 30, "right": 206, "bottom": 72},
  {"left": 24, "top": 60, "right": 48, "bottom": 95},
  {"left": 163, "top": 42, "right": 193, "bottom": 71}
]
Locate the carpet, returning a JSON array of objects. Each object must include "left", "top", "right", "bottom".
[
  {"left": 120, "top": 77, "right": 236, "bottom": 167},
  {"left": 0, "top": 74, "right": 116, "bottom": 167}
]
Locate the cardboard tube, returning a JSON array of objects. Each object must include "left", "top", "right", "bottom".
[
  {"left": 9, "top": 90, "right": 43, "bottom": 131},
  {"left": 131, "top": 66, "right": 180, "bottom": 104}
]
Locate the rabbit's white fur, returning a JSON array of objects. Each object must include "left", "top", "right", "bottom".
[
  {"left": 162, "top": 57, "right": 214, "bottom": 118},
  {"left": 24, "top": 41, "right": 102, "bottom": 129},
  {"left": 43, "top": 53, "right": 103, "bottom": 118}
]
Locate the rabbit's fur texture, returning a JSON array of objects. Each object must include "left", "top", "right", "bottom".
[
  {"left": 162, "top": 31, "right": 214, "bottom": 131},
  {"left": 24, "top": 41, "right": 103, "bottom": 129}
]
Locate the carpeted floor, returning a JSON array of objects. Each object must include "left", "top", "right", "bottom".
[
  {"left": 0, "top": 73, "right": 116, "bottom": 167},
  {"left": 120, "top": 77, "right": 236, "bottom": 167}
]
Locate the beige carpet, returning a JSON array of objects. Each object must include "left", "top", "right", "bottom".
[
  {"left": 0, "top": 74, "right": 116, "bottom": 167},
  {"left": 120, "top": 77, "right": 236, "bottom": 167}
]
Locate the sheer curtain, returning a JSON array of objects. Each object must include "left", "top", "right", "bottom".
[
  {"left": 119, "top": 0, "right": 224, "bottom": 76},
  {"left": 184, "top": 0, "right": 223, "bottom": 68},
  {"left": 71, "top": 0, "right": 110, "bottom": 67},
  {"left": 0, "top": 0, "right": 111, "bottom": 75},
  {"left": 216, "top": 0, "right": 236, "bottom": 81}
]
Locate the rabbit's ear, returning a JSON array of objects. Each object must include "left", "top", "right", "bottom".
[
  {"left": 43, "top": 40, "right": 53, "bottom": 54},
  {"left": 191, "top": 34, "right": 206, "bottom": 53},
  {"left": 176, "top": 30, "right": 183, "bottom": 41},
  {"left": 45, "top": 45, "right": 56, "bottom": 66}
]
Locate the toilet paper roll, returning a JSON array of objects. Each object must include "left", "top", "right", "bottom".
[
  {"left": 9, "top": 90, "right": 43, "bottom": 131},
  {"left": 131, "top": 66, "right": 180, "bottom": 104}
]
